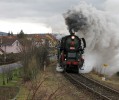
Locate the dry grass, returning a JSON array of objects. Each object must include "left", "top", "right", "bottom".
[
  {"left": 16, "top": 85, "right": 29, "bottom": 100},
  {"left": 84, "top": 70, "right": 119, "bottom": 91},
  {"left": 17, "top": 62, "right": 90, "bottom": 100}
]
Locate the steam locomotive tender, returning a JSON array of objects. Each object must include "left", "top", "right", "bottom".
[{"left": 57, "top": 31, "right": 86, "bottom": 73}]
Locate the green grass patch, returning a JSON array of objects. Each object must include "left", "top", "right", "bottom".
[
  {"left": 0, "top": 68, "right": 21, "bottom": 100},
  {"left": 0, "top": 67, "right": 22, "bottom": 86},
  {"left": 0, "top": 68, "right": 21, "bottom": 99}
]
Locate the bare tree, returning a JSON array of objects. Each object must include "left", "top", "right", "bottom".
[
  {"left": 1, "top": 67, "right": 6, "bottom": 85},
  {"left": 19, "top": 39, "right": 34, "bottom": 81},
  {"left": 6, "top": 65, "right": 13, "bottom": 83},
  {"left": 35, "top": 39, "right": 49, "bottom": 65},
  {"left": 18, "top": 38, "right": 49, "bottom": 82}
]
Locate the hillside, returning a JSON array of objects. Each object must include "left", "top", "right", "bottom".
[{"left": 0, "top": 32, "right": 8, "bottom": 36}]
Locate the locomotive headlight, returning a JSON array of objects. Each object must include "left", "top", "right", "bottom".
[{"left": 71, "top": 36, "right": 75, "bottom": 39}]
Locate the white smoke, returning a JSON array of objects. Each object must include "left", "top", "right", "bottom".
[
  {"left": 64, "top": 1, "right": 119, "bottom": 75},
  {"left": 104, "top": 0, "right": 119, "bottom": 15}
]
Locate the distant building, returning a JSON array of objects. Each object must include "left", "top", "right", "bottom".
[
  {"left": 0, "top": 33, "right": 58, "bottom": 54},
  {"left": 0, "top": 36, "right": 21, "bottom": 54},
  {"left": 26, "top": 33, "right": 58, "bottom": 47}
]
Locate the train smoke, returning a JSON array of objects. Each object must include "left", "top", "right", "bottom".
[{"left": 63, "top": 1, "right": 119, "bottom": 75}]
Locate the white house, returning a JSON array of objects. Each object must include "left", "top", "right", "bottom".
[{"left": 0, "top": 36, "right": 21, "bottom": 54}]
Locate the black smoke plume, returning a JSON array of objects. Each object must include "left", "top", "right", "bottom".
[{"left": 63, "top": 10, "right": 87, "bottom": 34}]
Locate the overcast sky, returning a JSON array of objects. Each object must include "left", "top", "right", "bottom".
[{"left": 0, "top": 0, "right": 105, "bottom": 34}]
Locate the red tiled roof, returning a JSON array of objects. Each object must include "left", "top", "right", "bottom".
[
  {"left": 46, "top": 34, "right": 57, "bottom": 41},
  {"left": 0, "top": 36, "right": 18, "bottom": 46}
]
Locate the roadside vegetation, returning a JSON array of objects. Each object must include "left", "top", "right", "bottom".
[
  {"left": 0, "top": 66, "right": 22, "bottom": 99},
  {"left": 0, "top": 67, "right": 22, "bottom": 86},
  {"left": 0, "top": 30, "right": 54, "bottom": 100},
  {"left": 16, "top": 62, "right": 88, "bottom": 100},
  {"left": 0, "top": 53, "right": 20, "bottom": 65},
  {"left": 84, "top": 69, "right": 119, "bottom": 92}
]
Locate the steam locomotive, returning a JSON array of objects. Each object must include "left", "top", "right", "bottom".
[{"left": 57, "top": 30, "right": 86, "bottom": 73}]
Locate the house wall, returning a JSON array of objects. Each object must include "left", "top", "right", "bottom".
[
  {"left": 1, "top": 40, "right": 21, "bottom": 54},
  {"left": 0, "top": 51, "right": 3, "bottom": 54}
]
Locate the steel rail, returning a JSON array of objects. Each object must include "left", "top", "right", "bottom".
[{"left": 64, "top": 73, "right": 119, "bottom": 100}]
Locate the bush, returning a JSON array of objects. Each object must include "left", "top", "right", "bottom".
[{"left": 0, "top": 53, "right": 20, "bottom": 65}]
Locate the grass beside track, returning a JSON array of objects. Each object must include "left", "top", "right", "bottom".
[
  {"left": 84, "top": 71, "right": 119, "bottom": 91},
  {"left": 0, "top": 68, "right": 22, "bottom": 86},
  {"left": 17, "top": 61, "right": 89, "bottom": 100},
  {"left": 0, "top": 68, "right": 22, "bottom": 100}
]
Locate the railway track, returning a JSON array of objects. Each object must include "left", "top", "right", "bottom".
[{"left": 64, "top": 73, "right": 119, "bottom": 100}]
